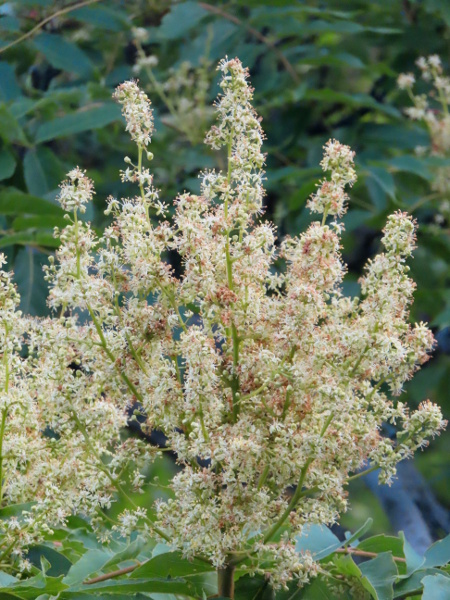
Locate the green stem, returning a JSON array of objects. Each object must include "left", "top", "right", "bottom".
[
  {"left": 263, "top": 459, "right": 313, "bottom": 544},
  {"left": 0, "top": 409, "right": 7, "bottom": 505},
  {"left": 347, "top": 465, "right": 378, "bottom": 482},
  {"left": 71, "top": 410, "right": 171, "bottom": 543},
  {"left": 321, "top": 204, "right": 330, "bottom": 226},
  {"left": 261, "top": 412, "right": 334, "bottom": 545},
  {"left": 432, "top": 66, "right": 449, "bottom": 116},
  {"left": 349, "top": 344, "right": 369, "bottom": 376},
  {"left": 111, "top": 278, "right": 149, "bottom": 376},
  {"left": 159, "top": 284, "right": 187, "bottom": 332},
  {"left": 199, "top": 408, "right": 209, "bottom": 442},
  {"left": 135, "top": 41, "right": 196, "bottom": 144},
  {"left": 257, "top": 465, "right": 270, "bottom": 491},
  {"left": 137, "top": 145, "right": 145, "bottom": 200},
  {"left": 223, "top": 139, "right": 241, "bottom": 422},
  {"left": 0, "top": 320, "right": 11, "bottom": 506},
  {"left": 73, "top": 210, "right": 81, "bottom": 279},
  {"left": 86, "top": 304, "right": 143, "bottom": 402},
  {"left": 0, "top": 540, "right": 17, "bottom": 566}
]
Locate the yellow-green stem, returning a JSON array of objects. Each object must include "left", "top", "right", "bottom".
[
  {"left": 262, "top": 458, "right": 313, "bottom": 544},
  {"left": 257, "top": 465, "right": 270, "bottom": 491},
  {"left": 0, "top": 409, "right": 7, "bottom": 505}
]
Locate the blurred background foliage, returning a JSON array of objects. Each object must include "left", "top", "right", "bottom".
[{"left": 0, "top": 0, "right": 449, "bottom": 544}]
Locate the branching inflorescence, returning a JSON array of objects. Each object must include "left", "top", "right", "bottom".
[
  {"left": 0, "top": 57, "right": 446, "bottom": 588},
  {"left": 398, "top": 55, "right": 450, "bottom": 221}
]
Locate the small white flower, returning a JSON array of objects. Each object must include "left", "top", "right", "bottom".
[{"left": 397, "top": 72, "right": 415, "bottom": 90}]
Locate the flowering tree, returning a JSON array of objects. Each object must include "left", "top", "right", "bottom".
[{"left": 0, "top": 58, "right": 446, "bottom": 597}]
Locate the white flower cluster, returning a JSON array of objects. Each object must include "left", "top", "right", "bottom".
[
  {"left": 0, "top": 256, "right": 101, "bottom": 571},
  {"left": 398, "top": 55, "right": 450, "bottom": 208},
  {"left": 0, "top": 59, "right": 446, "bottom": 589},
  {"left": 57, "top": 167, "right": 94, "bottom": 214},
  {"left": 132, "top": 34, "right": 212, "bottom": 145},
  {"left": 307, "top": 139, "right": 356, "bottom": 218},
  {"left": 204, "top": 57, "right": 266, "bottom": 221},
  {"left": 113, "top": 79, "right": 154, "bottom": 147}
]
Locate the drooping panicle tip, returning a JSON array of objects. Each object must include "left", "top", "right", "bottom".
[
  {"left": 382, "top": 210, "right": 417, "bottom": 257},
  {"left": 113, "top": 79, "right": 154, "bottom": 147},
  {"left": 307, "top": 139, "right": 356, "bottom": 219}
]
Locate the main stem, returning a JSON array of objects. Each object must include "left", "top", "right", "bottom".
[
  {"left": 217, "top": 564, "right": 235, "bottom": 599},
  {"left": 224, "top": 139, "right": 241, "bottom": 422}
]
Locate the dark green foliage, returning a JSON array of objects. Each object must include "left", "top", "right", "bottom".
[{"left": 0, "top": 517, "right": 447, "bottom": 598}]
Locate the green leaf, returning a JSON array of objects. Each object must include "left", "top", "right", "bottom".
[
  {"left": 0, "top": 149, "right": 16, "bottom": 181},
  {"left": 303, "top": 19, "right": 364, "bottom": 34},
  {"left": 72, "top": 5, "right": 129, "bottom": 30},
  {"left": 14, "top": 247, "right": 49, "bottom": 315},
  {"left": 60, "top": 594, "right": 152, "bottom": 600},
  {"left": 101, "top": 537, "right": 152, "bottom": 571},
  {"left": 0, "top": 572, "right": 18, "bottom": 586},
  {"left": 158, "top": 1, "right": 208, "bottom": 39},
  {"left": 130, "top": 551, "right": 214, "bottom": 578},
  {"left": 423, "top": 535, "right": 450, "bottom": 568},
  {"left": 278, "top": 578, "right": 346, "bottom": 599},
  {"left": 298, "top": 51, "right": 365, "bottom": 69},
  {"left": 23, "top": 147, "right": 65, "bottom": 197},
  {"left": 0, "top": 105, "right": 29, "bottom": 145},
  {"left": 0, "top": 189, "right": 63, "bottom": 216},
  {"left": 365, "top": 167, "right": 396, "bottom": 201},
  {"left": 27, "top": 544, "right": 73, "bottom": 577},
  {"left": 0, "top": 231, "right": 59, "bottom": 249},
  {"left": 359, "top": 552, "right": 398, "bottom": 600},
  {"left": 304, "top": 89, "right": 401, "bottom": 118},
  {"left": 33, "top": 33, "right": 94, "bottom": 77},
  {"left": 425, "top": 0, "right": 450, "bottom": 25},
  {"left": 422, "top": 573, "right": 450, "bottom": 599},
  {"left": 345, "top": 518, "right": 374, "bottom": 547},
  {"left": 9, "top": 97, "right": 39, "bottom": 119},
  {"left": 393, "top": 568, "right": 442, "bottom": 598},
  {"left": 0, "top": 501, "right": 35, "bottom": 519},
  {"left": 67, "top": 577, "right": 198, "bottom": 595},
  {"left": 12, "top": 215, "right": 66, "bottom": 232},
  {"left": 234, "top": 574, "right": 274, "bottom": 599},
  {"left": 295, "top": 524, "right": 342, "bottom": 560},
  {"left": 0, "top": 573, "right": 67, "bottom": 599},
  {"left": 0, "top": 16, "right": 20, "bottom": 33},
  {"left": 35, "top": 103, "right": 122, "bottom": 143},
  {"left": 185, "top": 302, "right": 201, "bottom": 314},
  {"left": 0, "top": 61, "right": 21, "bottom": 101},
  {"left": 63, "top": 549, "right": 114, "bottom": 586},
  {"left": 388, "top": 156, "right": 431, "bottom": 181},
  {"left": 398, "top": 532, "right": 424, "bottom": 575},
  {"left": 357, "top": 535, "right": 404, "bottom": 558}
]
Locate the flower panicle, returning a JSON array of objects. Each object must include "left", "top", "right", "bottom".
[
  {"left": 307, "top": 139, "right": 356, "bottom": 219},
  {"left": 397, "top": 54, "right": 450, "bottom": 220},
  {"left": 56, "top": 167, "right": 94, "bottom": 214},
  {"left": 0, "top": 59, "right": 446, "bottom": 588},
  {"left": 113, "top": 79, "right": 154, "bottom": 147}
]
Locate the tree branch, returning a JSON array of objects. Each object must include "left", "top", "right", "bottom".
[
  {"left": 84, "top": 562, "right": 141, "bottom": 585},
  {"left": 334, "top": 547, "right": 406, "bottom": 563}
]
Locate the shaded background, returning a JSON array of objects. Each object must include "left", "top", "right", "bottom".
[{"left": 0, "top": 0, "right": 448, "bottom": 550}]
